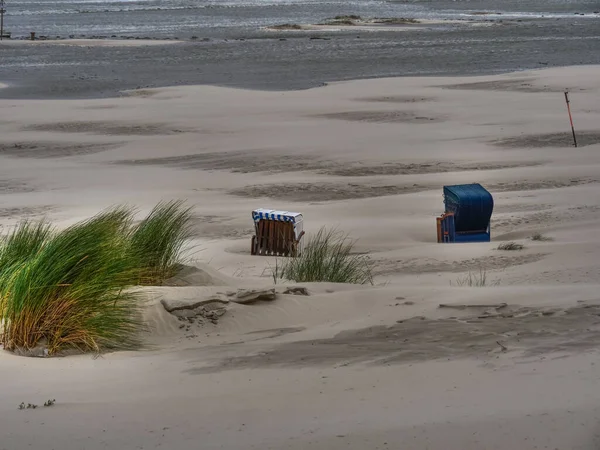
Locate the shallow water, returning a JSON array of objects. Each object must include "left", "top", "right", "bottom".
[{"left": 0, "top": 0, "right": 599, "bottom": 98}]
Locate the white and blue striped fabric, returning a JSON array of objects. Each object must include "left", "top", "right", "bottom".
[
  {"left": 252, "top": 209, "right": 302, "bottom": 224},
  {"left": 252, "top": 209, "right": 304, "bottom": 239}
]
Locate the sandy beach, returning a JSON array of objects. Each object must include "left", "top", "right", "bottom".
[{"left": 1, "top": 65, "right": 600, "bottom": 449}]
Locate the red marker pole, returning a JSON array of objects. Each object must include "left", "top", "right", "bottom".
[{"left": 564, "top": 91, "right": 578, "bottom": 148}]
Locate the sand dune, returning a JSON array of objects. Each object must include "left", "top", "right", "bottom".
[{"left": 1, "top": 66, "right": 600, "bottom": 449}]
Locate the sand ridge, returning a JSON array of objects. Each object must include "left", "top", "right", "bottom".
[
  {"left": 117, "top": 150, "right": 542, "bottom": 177},
  {"left": 23, "top": 121, "right": 189, "bottom": 136}
]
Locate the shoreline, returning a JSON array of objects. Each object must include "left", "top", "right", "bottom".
[
  {"left": 0, "top": 61, "right": 595, "bottom": 101},
  {"left": 1, "top": 14, "right": 599, "bottom": 100}
]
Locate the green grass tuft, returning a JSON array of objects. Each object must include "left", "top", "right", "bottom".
[
  {"left": 0, "top": 200, "right": 194, "bottom": 356},
  {"left": 0, "top": 220, "right": 53, "bottom": 269},
  {"left": 272, "top": 227, "right": 373, "bottom": 285},
  {"left": 0, "top": 206, "right": 143, "bottom": 355},
  {"left": 128, "top": 200, "right": 194, "bottom": 285},
  {"left": 497, "top": 242, "right": 525, "bottom": 251}
]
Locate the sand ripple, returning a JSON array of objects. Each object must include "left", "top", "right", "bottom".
[
  {"left": 0, "top": 141, "right": 122, "bottom": 158},
  {"left": 24, "top": 121, "right": 188, "bottom": 136},
  {"left": 492, "top": 131, "right": 600, "bottom": 148},
  {"left": 187, "top": 303, "right": 600, "bottom": 372},
  {"left": 313, "top": 110, "right": 442, "bottom": 123},
  {"left": 373, "top": 253, "right": 548, "bottom": 275},
  {"left": 229, "top": 182, "right": 429, "bottom": 202}
]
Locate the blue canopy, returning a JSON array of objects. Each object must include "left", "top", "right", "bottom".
[{"left": 443, "top": 183, "right": 493, "bottom": 233}]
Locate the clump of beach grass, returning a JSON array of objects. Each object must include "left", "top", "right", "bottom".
[
  {"left": 531, "top": 232, "right": 553, "bottom": 242},
  {"left": 0, "top": 201, "right": 194, "bottom": 356},
  {"left": 272, "top": 227, "right": 373, "bottom": 285},
  {"left": 452, "top": 268, "right": 499, "bottom": 287},
  {"left": 497, "top": 242, "right": 524, "bottom": 251},
  {"left": 128, "top": 200, "right": 194, "bottom": 285},
  {"left": 0, "top": 221, "right": 52, "bottom": 269},
  {"left": 0, "top": 207, "right": 143, "bottom": 355}
]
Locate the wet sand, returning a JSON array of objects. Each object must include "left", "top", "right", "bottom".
[{"left": 1, "top": 15, "right": 599, "bottom": 99}]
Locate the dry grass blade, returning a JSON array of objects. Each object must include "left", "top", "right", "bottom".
[{"left": 452, "top": 267, "right": 499, "bottom": 287}]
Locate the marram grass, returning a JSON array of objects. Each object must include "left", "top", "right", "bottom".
[
  {"left": 272, "top": 227, "right": 373, "bottom": 285},
  {"left": 0, "top": 201, "right": 193, "bottom": 356},
  {"left": 128, "top": 200, "right": 194, "bottom": 285},
  {"left": 0, "top": 220, "right": 52, "bottom": 270}
]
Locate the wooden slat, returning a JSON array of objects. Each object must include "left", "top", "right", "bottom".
[
  {"left": 275, "top": 221, "right": 281, "bottom": 256},
  {"left": 259, "top": 220, "right": 267, "bottom": 255},
  {"left": 279, "top": 222, "right": 288, "bottom": 256},
  {"left": 275, "top": 222, "right": 280, "bottom": 255},
  {"left": 255, "top": 221, "right": 260, "bottom": 255},
  {"left": 273, "top": 222, "right": 281, "bottom": 256},
  {"left": 251, "top": 219, "right": 302, "bottom": 257},
  {"left": 279, "top": 222, "right": 286, "bottom": 257},
  {"left": 284, "top": 222, "right": 292, "bottom": 257},
  {"left": 270, "top": 221, "right": 276, "bottom": 256},
  {"left": 281, "top": 223, "right": 287, "bottom": 256},
  {"left": 268, "top": 220, "right": 274, "bottom": 255},
  {"left": 263, "top": 220, "right": 270, "bottom": 255}
]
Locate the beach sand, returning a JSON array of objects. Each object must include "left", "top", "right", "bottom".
[{"left": 1, "top": 66, "right": 600, "bottom": 449}]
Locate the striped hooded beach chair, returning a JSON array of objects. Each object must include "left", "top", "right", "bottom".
[{"left": 251, "top": 209, "right": 305, "bottom": 257}]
